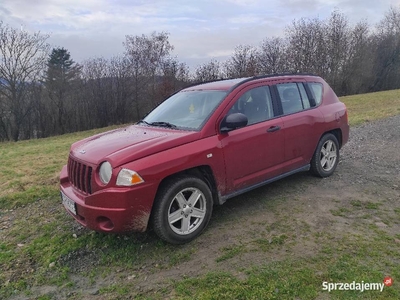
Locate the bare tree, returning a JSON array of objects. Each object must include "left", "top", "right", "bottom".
[
  {"left": 286, "top": 17, "right": 327, "bottom": 75},
  {"left": 0, "top": 22, "right": 50, "bottom": 140},
  {"left": 0, "top": 93, "right": 9, "bottom": 141},
  {"left": 194, "top": 59, "right": 223, "bottom": 82},
  {"left": 159, "top": 58, "right": 190, "bottom": 98},
  {"left": 81, "top": 57, "right": 113, "bottom": 128},
  {"left": 124, "top": 31, "right": 174, "bottom": 117},
  {"left": 325, "top": 10, "right": 351, "bottom": 92},
  {"left": 342, "top": 20, "right": 373, "bottom": 94},
  {"left": 224, "top": 45, "right": 258, "bottom": 78},
  {"left": 108, "top": 55, "right": 133, "bottom": 124},
  {"left": 176, "top": 61, "right": 190, "bottom": 84},
  {"left": 258, "top": 37, "right": 288, "bottom": 74},
  {"left": 2, "top": 8, "right": 400, "bottom": 141},
  {"left": 369, "top": 6, "right": 400, "bottom": 91}
]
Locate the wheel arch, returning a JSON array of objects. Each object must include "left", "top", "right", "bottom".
[
  {"left": 149, "top": 166, "right": 217, "bottom": 243},
  {"left": 324, "top": 128, "right": 343, "bottom": 149},
  {"left": 150, "top": 165, "right": 220, "bottom": 219},
  {"left": 310, "top": 131, "right": 340, "bottom": 177}
]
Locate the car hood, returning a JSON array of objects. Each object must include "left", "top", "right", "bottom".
[{"left": 70, "top": 125, "right": 199, "bottom": 167}]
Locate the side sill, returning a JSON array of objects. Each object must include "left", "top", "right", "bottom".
[{"left": 219, "top": 164, "right": 310, "bottom": 204}]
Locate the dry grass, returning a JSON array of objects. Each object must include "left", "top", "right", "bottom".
[
  {"left": 1, "top": 90, "right": 400, "bottom": 299},
  {"left": 0, "top": 126, "right": 120, "bottom": 208},
  {"left": 340, "top": 89, "right": 400, "bottom": 126}
]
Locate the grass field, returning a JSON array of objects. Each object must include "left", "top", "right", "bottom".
[
  {"left": 1, "top": 89, "right": 400, "bottom": 299},
  {"left": 340, "top": 89, "right": 400, "bottom": 126}
]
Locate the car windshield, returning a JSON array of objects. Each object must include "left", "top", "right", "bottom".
[{"left": 142, "top": 90, "right": 227, "bottom": 130}]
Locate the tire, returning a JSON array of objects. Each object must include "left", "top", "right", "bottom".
[
  {"left": 152, "top": 176, "right": 213, "bottom": 244},
  {"left": 310, "top": 133, "right": 340, "bottom": 178}
]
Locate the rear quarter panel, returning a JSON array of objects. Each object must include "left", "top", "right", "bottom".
[{"left": 317, "top": 80, "right": 349, "bottom": 147}]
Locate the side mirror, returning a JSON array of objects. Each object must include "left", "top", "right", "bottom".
[{"left": 220, "top": 113, "right": 248, "bottom": 133}]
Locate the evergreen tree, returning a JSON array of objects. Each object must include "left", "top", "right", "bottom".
[{"left": 44, "top": 47, "right": 81, "bottom": 134}]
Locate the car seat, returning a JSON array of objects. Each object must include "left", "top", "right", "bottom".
[{"left": 282, "top": 87, "right": 303, "bottom": 114}]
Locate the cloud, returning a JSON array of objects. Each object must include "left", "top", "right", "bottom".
[
  {"left": 50, "top": 33, "right": 125, "bottom": 62},
  {"left": 0, "top": 0, "right": 398, "bottom": 71},
  {"left": 279, "top": 0, "right": 398, "bottom": 24},
  {"left": 228, "top": 14, "right": 265, "bottom": 24},
  {"left": 222, "top": 0, "right": 261, "bottom": 6}
]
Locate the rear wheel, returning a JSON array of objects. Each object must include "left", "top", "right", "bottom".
[
  {"left": 152, "top": 176, "right": 213, "bottom": 244},
  {"left": 310, "top": 133, "right": 339, "bottom": 177}
]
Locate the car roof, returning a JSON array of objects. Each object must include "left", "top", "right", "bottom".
[
  {"left": 181, "top": 73, "right": 320, "bottom": 92},
  {"left": 182, "top": 78, "right": 249, "bottom": 91}
]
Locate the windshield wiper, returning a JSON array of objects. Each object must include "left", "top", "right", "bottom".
[
  {"left": 137, "top": 120, "right": 151, "bottom": 126},
  {"left": 137, "top": 120, "right": 178, "bottom": 129},
  {"left": 148, "top": 121, "right": 178, "bottom": 129}
]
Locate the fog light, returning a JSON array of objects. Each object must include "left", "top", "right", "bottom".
[{"left": 97, "top": 216, "right": 114, "bottom": 231}]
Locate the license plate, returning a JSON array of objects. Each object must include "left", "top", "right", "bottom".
[{"left": 61, "top": 192, "right": 77, "bottom": 215}]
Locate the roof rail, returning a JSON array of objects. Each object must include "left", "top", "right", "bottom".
[
  {"left": 227, "top": 72, "right": 319, "bottom": 92},
  {"left": 178, "top": 72, "right": 319, "bottom": 94},
  {"left": 183, "top": 76, "right": 246, "bottom": 89}
]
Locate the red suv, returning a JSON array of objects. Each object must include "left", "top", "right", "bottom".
[{"left": 60, "top": 74, "right": 349, "bottom": 244}]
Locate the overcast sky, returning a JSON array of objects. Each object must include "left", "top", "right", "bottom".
[{"left": 1, "top": 0, "right": 399, "bottom": 70}]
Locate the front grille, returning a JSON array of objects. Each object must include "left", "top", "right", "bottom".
[{"left": 68, "top": 156, "right": 93, "bottom": 194}]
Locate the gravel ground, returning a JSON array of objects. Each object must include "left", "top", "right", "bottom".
[
  {"left": 340, "top": 114, "right": 400, "bottom": 186},
  {"left": 3, "top": 114, "right": 400, "bottom": 299}
]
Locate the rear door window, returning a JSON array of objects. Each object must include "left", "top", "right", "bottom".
[{"left": 276, "top": 83, "right": 311, "bottom": 115}]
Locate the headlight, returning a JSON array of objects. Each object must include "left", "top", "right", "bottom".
[
  {"left": 99, "top": 161, "right": 112, "bottom": 184},
  {"left": 116, "top": 168, "right": 144, "bottom": 186}
]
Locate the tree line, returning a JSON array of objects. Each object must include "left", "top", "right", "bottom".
[{"left": 1, "top": 7, "right": 400, "bottom": 141}]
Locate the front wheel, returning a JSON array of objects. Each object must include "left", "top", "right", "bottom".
[
  {"left": 310, "top": 133, "right": 339, "bottom": 178},
  {"left": 152, "top": 176, "right": 213, "bottom": 244}
]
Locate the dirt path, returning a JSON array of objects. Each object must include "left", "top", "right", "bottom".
[
  {"left": 76, "top": 115, "right": 400, "bottom": 298},
  {"left": 6, "top": 115, "right": 400, "bottom": 299}
]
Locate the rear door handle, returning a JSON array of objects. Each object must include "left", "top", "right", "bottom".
[{"left": 267, "top": 126, "right": 281, "bottom": 133}]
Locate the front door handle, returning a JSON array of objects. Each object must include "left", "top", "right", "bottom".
[{"left": 267, "top": 125, "right": 281, "bottom": 133}]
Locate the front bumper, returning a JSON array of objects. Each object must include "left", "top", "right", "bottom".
[{"left": 60, "top": 165, "right": 157, "bottom": 233}]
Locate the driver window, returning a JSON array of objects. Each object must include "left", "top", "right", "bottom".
[{"left": 228, "top": 86, "right": 274, "bottom": 126}]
